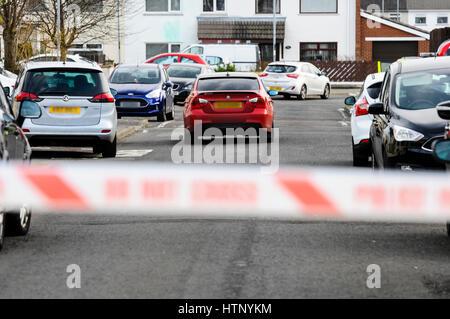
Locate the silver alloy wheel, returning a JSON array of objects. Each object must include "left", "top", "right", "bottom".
[
  {"left": 19, "top": 206, "right": 30, "bottom": 229},
  {"left": 0, "top": 213, "right": 4, "bottom": 249},
  {"left": 324, "top": 85, "right": 330, "bottom": 98},
  {"left": 301, "top": 86, "right": 307, "bottom": 99}
]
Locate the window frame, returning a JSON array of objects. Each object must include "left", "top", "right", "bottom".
[
  {"left": 145, "top": 0, "right": 181, "bottom": 13},
  {"left": 145, "top": 43, "right": 181, "bottom": 60},
  {"left": 414, "top": 16, "right": 427, "bottom": 25},
  {"left": 299, "top": 42, "right": 338, "bottom": 62},
  {"left": 299, "top": 0, "right": 338, "bottom": 14},
  {"left": 203, "top": 0, "right": 226, "bottom": 13},
  {"left": 437, "top": 16, "right": 448, "bottom": 25},
  {"left": 255, "top": 0, "right": 281, "bottom": 14}
]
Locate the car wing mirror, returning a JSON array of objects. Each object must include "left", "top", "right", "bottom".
[
  {"left": 110, "top": 88, "right": 118, "bottom": 97},
  {"left": 164, "top": 82, "right": 173, "bottom": 89},
  {"left": 345, "top": 96, "right": 356, "bottom": 106},
  {"left": 433, "top": 139, "right": 450, "bottom": 163},
  {"left": 368, "top": 103, "right": 385, "bottom": 115},
  {"left": 436, "top": 101, "right": 450, "bottom": 120},
  {"left": 20, "top": 101, "right": 42, "bottom": 119}
]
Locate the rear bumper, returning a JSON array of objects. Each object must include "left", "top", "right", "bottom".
[
  {"left": 261, "top": 80, "right": 301, "bottom": 95},
  {"left": 184, "top": 109, "right": 274, "bottom": 132}
]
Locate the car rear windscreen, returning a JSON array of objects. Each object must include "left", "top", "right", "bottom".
[
  {"left": 25, "top": 69, "right": 108, "bottom": 96},
  {"left": 367, "top": 82, "right": 382, "bottom": 99},
  {"left": 168, "top": 66, "right": 202, "bottom": 79},
  {"left": 197, "top": 77, "right": 260, "bottom": 91},
  {"left": 110, "top": 67, "right": 161, "bottom": 84},
  {"left": 266, "top": 65, "right": 297, "bottom": 73}
]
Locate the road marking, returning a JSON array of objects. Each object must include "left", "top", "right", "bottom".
[
  {"left": 157, "top": 121, "right": 173, "bottom": 129},
  {"left": 339, "top": 121, "right": 349, "bottom": 127},
  {"left": 116, "top": 150, "right": 153, "bottom": 158}
]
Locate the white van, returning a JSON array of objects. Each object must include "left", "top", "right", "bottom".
[{"left": 183, "top": 44, "right": 261, "bottom": 71}]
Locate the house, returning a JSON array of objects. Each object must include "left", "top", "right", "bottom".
[
  {"left": 123, "top": 0, "right": 357, "bottom": 64},
  {"left": 356, "top": 0, "right": 430, "bottom": 63},
  {"left": 361, "top": 0, "right": 450, "bottom": 32}
]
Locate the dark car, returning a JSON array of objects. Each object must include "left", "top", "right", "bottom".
[
  {"left": 0, "top": 84, "right": 33, "bottom": 251},
  {"left": 369, "top": 57, "right": 450, "bottom": 170},
  {"left": 167, "top": 63, "right": 214, "bottom": 104},
  {"left": 109, "top": 64, "right": 174, "bottom": 122}
]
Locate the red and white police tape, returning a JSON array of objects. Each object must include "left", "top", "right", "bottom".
[{"left": 1, "top": 163, "right": 450, "bottom": 223}]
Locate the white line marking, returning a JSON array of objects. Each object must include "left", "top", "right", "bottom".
[
  {"left": 157, "top": 121, "right": 173, "bottom": 128},
  {"left": 116, "top": 149, "right": 153, "bottom": 158}
]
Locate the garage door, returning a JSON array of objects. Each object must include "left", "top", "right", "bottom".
[{"left": 372, "top": 41, "right": 418, "bottom": 63}]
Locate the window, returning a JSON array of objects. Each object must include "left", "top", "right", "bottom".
[
  {"left": 145, "top": 0, "right": 181, "bottom": 12},
  {"left": 110, "top": 67, "right": 161, "bottom": 85},
  {"left": 203, "top": 0, "right": 225, "bottom": 12},
  {"left": 438, "top": 16, "right": 448, "bottom": 24},
  {"left": 152, "top": 55, "right": 179, "bottom": 65},
  {"left": 415, "top": 16, "right": 426, "bottom": 25},
  {"left": 389, "top": 13, "right": 400, "bottom": 21},
  {"left": 197, "top": 77, "right": 260, "bottom": 91},
  {"left": 256, "top": 0, "right": 280, "bottom": 14},
  {"left": 186, "top": 46, "right": 204, "bottom": 55},
  {"left": 300, "top": 0, "right": 337, "bottom": 13},
  {"left": 300, "top": 43, "right": 337, "bottom": 62},
  {"left": 146, "top": 43, "right": 181, "bottom": 59}
]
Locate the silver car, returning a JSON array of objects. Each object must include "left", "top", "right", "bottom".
[{"left": 11, "top": 62, "right": 117, "bottom": 157}]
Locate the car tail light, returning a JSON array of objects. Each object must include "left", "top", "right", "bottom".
[
  {"left": 191, "top": 96, "right": 208, "bottom": 109},
  {"left": 15, "top": 92, "right": 43, "bottom": 102},
  {"left": 89, "top": 93, "right": 115, "bottom": 103},
  {"left": 259, "top": 73, "right": 269, "bottom": 77},
  {"left": 22, "top": 129, "right": 30, "bottom": 133},
  {"left": 249, "top": 96, "right": 266, "bottom": 108},
  {"left": 355, "top": 97, "right": 369, "bottom": 117},
  {"left": 287, "top": 74, "right": 300, "bottom": 79}
]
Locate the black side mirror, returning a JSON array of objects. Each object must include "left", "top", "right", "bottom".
[
  {"left": 3, "top": 86, "right": 10, "bottom": 97},
  {"left": 110, "top": 88, "right": 118, "bottom": 97},
  {"left": 345, "top": 96, "right": 356, "bottom": 106},
  {"left": 433, "top": 139, "right": 450, "bottom": 163},
  {"left": 436, "top": 101, "right": 450, "bottom": 120},
  {"left": 164, "top": 82, "right": 173, "bottom": 89},
  {"left": 368, "top": 103, "right": 386, "bottom": 115}
]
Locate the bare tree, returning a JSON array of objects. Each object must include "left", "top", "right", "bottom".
[
  {"left": 32, "top": 0, "right": 119, "bottom": 61},
  {"left": 0, "top": 0, "right": 30, "bottom": 72}
]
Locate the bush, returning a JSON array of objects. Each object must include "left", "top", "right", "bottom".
[{"left": 216, "top": 63, "right": 236, "bottom": 72}]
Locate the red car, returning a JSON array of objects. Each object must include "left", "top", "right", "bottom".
[
  {"left": 146, "top": 53, "right": 208, "bottom": 67},
  {"left": 437, "top": 40, "right": 450, "bottom": 57},
  {"left": 184, "top": 73, "right": 276, "bottom": 143}
]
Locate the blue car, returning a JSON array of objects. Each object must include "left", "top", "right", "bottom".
[{"left": 109, "top": 64, "right": 174, "bottom": 121}]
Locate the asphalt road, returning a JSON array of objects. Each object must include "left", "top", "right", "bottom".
[{"left": 1, "top": 96, "right": 450, "bottom": 298}]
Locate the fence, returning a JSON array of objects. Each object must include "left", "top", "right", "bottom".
[
  {"left": 312, "top": 61, "right": 378, "bottom": 82},
  {"left": 430, "top": 27, "right": 450, "bottom": 52}
]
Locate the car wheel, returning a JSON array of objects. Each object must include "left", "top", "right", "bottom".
[
  {"left": 0, "top": 212, "right": 4, "bottom": 251},
  {"left": 5, "top": 206, "right": 31, "bottom": 237},
  {"left": 298, "top": 85, "right": 307, "bottom": 100},
  {"left": 447, "top": 223, "right": 450, "bottom": 238},
  {"left": 93, "top": 144, "right": 102, "bottom": 154},
  {"left": 157, "top": 104, "right": 167, "bottom": 122},
  {"left": 321, "top": 84, "right": 330, "bottom": 100},
  {"left": 381, "top": 148, "right": 396, "bottom": 170},
  {"left": 371, "top": 151, "right": 377, "bottom": 170},
  {"left": 282, "top": 94, "right": 290, "bottom": 100},
  {"left": 102, "top": 136, "right": 117, "bottom": 158},
  {"left": 352, "top": 139, "right": 369, "bottom": 167},
  {"left": 166, "top": 104, "right": 175, "bottom": 121}
]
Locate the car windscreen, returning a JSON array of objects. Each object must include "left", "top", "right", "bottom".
[
  {"left": 197, "top": 77, "right": 260, "bottom": 91},
  {"left": 395, "top": 70, "right": 450, "bottom": 110},
  {"left": 110, "top": 67, "right": 161, "bottom": 84},
  {"left": 167, "top": 66, "right": 202, "bottom": 79},
  {"left": 266, "top": 65, "right": 297, "bottom": 73},
  {"left": 24, "top": 68, "right": 108, "bottom": 96}
]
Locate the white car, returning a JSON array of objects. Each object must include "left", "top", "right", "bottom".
[
  {"left": 345, "top": 72, "right": 385, "bottom": 167},
  {"left": 260, "top": 62, "right": 330, "bottom": 100},
  {"left": 19, "top": 54, "right": 96, "bottom": 65}
]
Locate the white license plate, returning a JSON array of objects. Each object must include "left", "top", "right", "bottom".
[{"left": 120, "top": 101, "right": 140, "bottom": 108}]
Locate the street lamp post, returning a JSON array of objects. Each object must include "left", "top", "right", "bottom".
[
  {"left": 57, "top": 0, "right": 61, "bottom": 61},
  {"left": 273, "top": 0, "right": 276, "bottom": 62},
  {"left": 117, "top": 0, "right": 121, "bottom": 64}
]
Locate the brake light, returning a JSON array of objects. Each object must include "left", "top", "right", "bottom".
[
  {"left": 249, "top": 96, "right": 267, "bottom": 108},
  {"left": 355, "top": 97, "right": 369, "bottom": 117},
  {"left": 15, "top": 92, "right": 42, "bottom": 102},
  {"left": 191, "top": 96, "right": 208, "bottom": 109},
  {"left": 287, "top": 74, "right": 300, "bottom": 79},
  {"left": 259, "top": 73, "right": 269, "bottom": 77},
  {"left": 89, "top": 93, "right": 115, "bottom": 103}
]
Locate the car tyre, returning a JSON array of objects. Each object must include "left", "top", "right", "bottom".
[
  {"left": 0, "top": 212, "right": 4, "bottom": 251},
  {"left": 166, "top": 104, "right": 175, "bottom": 121},
  {"left": 5, "top": 206, "right": 31, "bottom": 237},
  {"left": 352, "top": 139, "right": 369, "bottom": 167},
  {"left": 102, "top": 136, "right": 117, "bottom": 158},
  {"left": 321, "top": 84, "right": 330, "bottom": 100},
  {"left": 447, "top": 223, "right": 450, "bottom": 238},
  {"left": 298, "top": 85, "right": 307, "bottom": 100},
  {"left": 157, "top": 104, "right": 167, "bottom": 122},
  {"left": 381, "top": 148, "right": 397, "bottom": 170}
]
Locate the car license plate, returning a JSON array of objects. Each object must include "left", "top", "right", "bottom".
[
  {"left": 49, "top": 107, "right": 80, "bottom": 114},
  {"left": 269, "top": 87, "right": 283, "bottom": 91},
  {"left": 214, "top": 102, "right": 243, "bottom": 109},
  {"left": 120, "top": 101, "right": 140, "bottom": 108}
]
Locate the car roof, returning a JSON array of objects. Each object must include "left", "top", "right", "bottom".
[
  {"left": 364, "top": 72, "right": 385, "bottom": 87},
  {"left": 392, "top": 56, "right": 450, "bottom": 74},
  {"left": 23, "top": 61, "right": 102, "bottom": 72},
  {"left": 168, "top": 63, "right": 206, "bottom": 68},
  {"left": 198, "top": 72, "right": 258, "bottom": 79},
  {"left": 268, "top": 61, "right": 305, "bottom": 66},
  {"left": 116, "top": 63, "right": 160, "bottom": 69}
]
